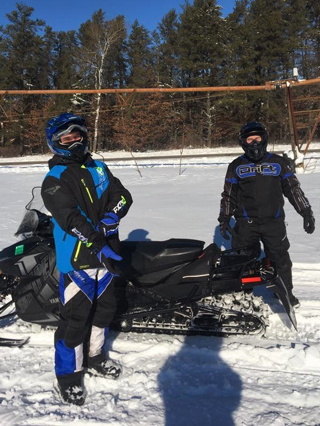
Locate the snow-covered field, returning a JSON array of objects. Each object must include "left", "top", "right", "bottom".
[{"left": 0, "top": 148, "right": 319, "bottom": 426}]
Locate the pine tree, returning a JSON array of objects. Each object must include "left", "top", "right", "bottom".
[
  {"left": 246, "top": 0, "right": 288, "bottom": 83},
  {"left": 176, "top": 0, "right": 227, "bottom": 87},
  {"left": 0, "top": 26, "right": 7, "bottom": 89},
  {"left": 0, "top": 3, "right": 48, "bottom": 154},
  {"left": 52, "top": 30, "right": 79, "bottom": 89},
  {"left": 225, "top": 0, "right": 253, "bottom": 85},
  {"left": 306, "top": 0, "right": 320, "bottom": 78},
  {"left": 36, "top": 26, "right": 55, "bottom": 91},
  {"left": 47, "top": 30, "right": 80, "bottom": 114},
  {"left": 284, "top": 0, "right": 310, "bottom": 78},
  {"left": 154, "top": 9, "right": 180, "bottom": 87},
  {"left": 171, "top": 1, "right": 228, "bottom": 146},
  {"left": 0, "top": 3, "right": 45, "bottom": 89},
  {"left": 126, "top": 20, "right": 156, "bottom": 87}
]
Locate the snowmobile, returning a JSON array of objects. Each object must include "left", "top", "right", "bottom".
[{"left": 0, "top": 188, "right": 297, "bottom": 345}]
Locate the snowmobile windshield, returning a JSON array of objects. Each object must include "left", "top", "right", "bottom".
[
  {"left": 14, "top": 187, "right": 52, "bottom": 238},
  {"left": 14, "top": 210, "right": 40, "bottom": 238}
]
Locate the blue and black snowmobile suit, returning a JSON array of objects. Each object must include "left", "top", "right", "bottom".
[
  {"left": 219, "top": 151, "right": 311, "bottom": 294},
  {"left": 41, "top": 153, "right": 132, "bottom": 385}
]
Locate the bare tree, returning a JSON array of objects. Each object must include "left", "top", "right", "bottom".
[{"left": 78, "top": 11, "right": 126, "bottom": 152}]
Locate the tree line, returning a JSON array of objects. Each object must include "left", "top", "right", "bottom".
[{"left": 0, "top": 0, "right": 320, "bottom": 156}]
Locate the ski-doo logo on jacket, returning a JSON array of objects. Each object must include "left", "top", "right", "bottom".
[{"left": 236, "top": 163, "right": 281, "bottom": 178}]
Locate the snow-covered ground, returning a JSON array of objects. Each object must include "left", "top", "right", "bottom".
[{"left": 0, "top": 147, "right": 319, "bottom": 426}]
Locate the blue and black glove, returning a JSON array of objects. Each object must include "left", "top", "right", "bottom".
[
  {"left": 95, "top": 244, "right": 122, "bottom": 275},
  {"left": 302, "top": 208, "right": 315, "bottom": 234},
  {"left": 97, "top": 212, "right": 119, "bottom": 238}
]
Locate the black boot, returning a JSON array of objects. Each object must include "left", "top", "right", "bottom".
[
  {"left": 55, "top": 372, "right": 85, "bottom": 406},
  {"left": 289, "top": 293, "right": 300, "bottom": 308},
  {"left": 277, "top": 268, "right": 300, "bottom": 308},
  {"left": 87, "top": 353, "right": 122, "bottom": 379},
  {"left": 273, "top": 288, "right": 300, "bottom": 308},
  {"left": 286, "top": 288, "right": 300, "bottom": 308}
]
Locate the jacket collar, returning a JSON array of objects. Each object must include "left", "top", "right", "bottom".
[
  {"left": 242, "top": 151, "right": 270, "bottom": 163},
  {"left": 48, "top": 152, "right": 92, "bottom": 170}
]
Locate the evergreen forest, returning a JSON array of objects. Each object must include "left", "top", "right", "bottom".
[{"left": 1, "top": 0, "right": 320, "bottom": 155}]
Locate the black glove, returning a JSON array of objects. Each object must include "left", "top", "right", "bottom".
[
  {"left": 218, "top": 215, "right": 233, "bottom": 240},
  {"left": 302, "top": 208, "right": 315, "bottom": 234}
]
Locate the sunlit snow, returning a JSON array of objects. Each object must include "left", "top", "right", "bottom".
[{"left": 0, "top": 146, "right": 319, "bottom": 425}]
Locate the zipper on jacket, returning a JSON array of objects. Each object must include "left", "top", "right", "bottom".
[
  {"left": 81, "top": 178, "right": 93, "bottom": 203},
  {"left": 74, "top": 241, "right": 82, "bottom": 263}
]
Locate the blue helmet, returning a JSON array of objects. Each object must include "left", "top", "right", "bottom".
[{"left": 45, "top": 113, "right": 88, "bottom": 160}]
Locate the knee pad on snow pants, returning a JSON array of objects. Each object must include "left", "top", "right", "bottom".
[
  {"left": 260, "top": 221, "right": 293, "bottom": 291},
  {"left": 54, "top": 269, "right": 117, "bottom": 377}
]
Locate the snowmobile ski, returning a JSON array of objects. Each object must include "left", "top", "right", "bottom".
[
  {"left": 0, "top": 336, "right": 30, "bottom": 347},
  {"left": 0, "top": 299, "right": 16, "bottom": 320}
]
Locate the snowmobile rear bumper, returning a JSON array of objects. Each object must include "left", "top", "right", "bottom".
[
  {"left": 240, "top": 271, "right": 297, "bottom": 330},
  {"left": 210, "top": 254, "right": 297, "bottom": 331}
]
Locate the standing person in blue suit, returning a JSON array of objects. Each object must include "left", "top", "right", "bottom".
[
  {"left": 41, "top": 112, "right": 132, "bottom": 406},
  {"left": 218, "top": 121, "right": 315, "bottom": 309}
]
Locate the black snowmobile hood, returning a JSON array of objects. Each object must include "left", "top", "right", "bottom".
[{"left": 48, "top": 152, "right": 93, "bottom": 170}]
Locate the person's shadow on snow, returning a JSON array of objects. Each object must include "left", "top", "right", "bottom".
[
  {"left": 124, "top": 228, "right": 151, "bottom": 241},
  {"left": 158, "top": 220, "right": 242, "bottom": 426},
  {"left": 158, "top": 335, "right": 242, "bottom": 426},
  {"left": 121, "top": 226, "right": 241, "bottom": 424}
]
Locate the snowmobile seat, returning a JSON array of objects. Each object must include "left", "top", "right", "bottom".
[{"left": 119, "top": 238, "right": 205, "bottom": 282}]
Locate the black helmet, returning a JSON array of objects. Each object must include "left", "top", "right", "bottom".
[{"left": 239, "top": 121, "right": 268, "bottom": 161}]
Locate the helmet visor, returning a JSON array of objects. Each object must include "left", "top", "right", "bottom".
[
  {"left": 60, "top": 131, "right": 82, "bottom": 145},
  {"left": 52, "top": 124, "right": 87, "bottom": 142}
]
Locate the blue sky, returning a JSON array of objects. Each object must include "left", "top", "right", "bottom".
[{"left": 0, "top": 0, "right": 236, "bottom": 33}]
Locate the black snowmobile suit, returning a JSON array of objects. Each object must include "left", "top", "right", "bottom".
[
  {"left": 41, "top": 153, "right": 133, "bottom": 273},
  {"left": 220, "top": 152, "right": 310, "bottom": 221},
  {"left": 220, "top": 151, "right": 311, "bottom": 292}
]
